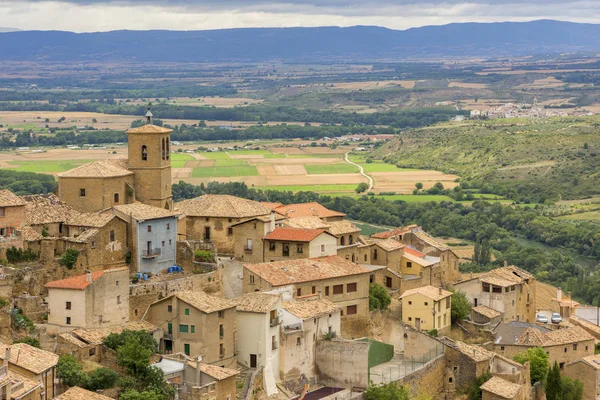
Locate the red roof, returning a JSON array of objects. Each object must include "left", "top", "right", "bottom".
[
  {"left": 261, "top": 202, "right": 284, "bottom": 210},
  {"left": 264, "top": 227, "right": 329, "bottom": 242},
  {"left": 371, "top": 226, "right": 415, "bottom": 239},
  {"left": 404, "top": 247, "right": 425, "bottom": 258},
  {"left": 45, "top": 271, "right": 106, "bottom": 290},
  {"left": 273, "top": 202, "right": 346, "bottom": 219}
]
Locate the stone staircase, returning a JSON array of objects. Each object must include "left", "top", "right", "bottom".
[{"left": 236, "top": 363, "right": 253, "bottom": 400}]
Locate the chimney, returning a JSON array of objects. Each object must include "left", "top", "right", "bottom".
[
  {"left": 269, "top": 210, "right": 276, "bottom": 233},
  {"left": 318, "top": 290, "right": 322, "bottom": 300},
  {"left": 3, "top": 346, "right": 10, "bottom": 368},
  {"left": 86, "top": 270, "right": 93, "bottom": 283},
  {"left": 557, "top": 287, "right": 562, "bottom": 301},
  {"left": 439, "top": 287, "right": 443, "bottom": 295},
  {"left": 504, "top": 260, "right": 508, "bottom": 268},
  {"left": 195, "top": 355, "right": 203, "bottom": 386}
]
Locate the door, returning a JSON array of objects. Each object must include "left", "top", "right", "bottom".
[
  {"left": 168, "top": 322, "right": 172, "bottom": 335},
  {"left": 204, "top": 226, "right": 211, "bottom": 240},
  {"left": 165, "top": 340, "right": 173, "bottom": 353},
  {"left": 474, "top": 298, "right": 478, "bottom": 307},
  {"left": 415, "top": 318, "right": 421, "bottom": 330},
  {"left": 385, "top": 276, "right": 392, "bottom": 288},
  {"left": 147, "top": 241, "right": 152, "bottom": 255},
  {"left": 250, "top": 354, "right": 257, "bottom": 368}
]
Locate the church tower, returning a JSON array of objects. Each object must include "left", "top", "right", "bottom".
[{"left": 126, "top": 107, "right": 173, "bottom": 210}]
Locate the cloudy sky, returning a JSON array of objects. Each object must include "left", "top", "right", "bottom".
[{"left": 0, "top": 0, "right": 598, "bottom": 32}]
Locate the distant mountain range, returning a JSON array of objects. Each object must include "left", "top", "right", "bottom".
[{"left": 1, "top": 20, "right": 600, "bottom": 62}]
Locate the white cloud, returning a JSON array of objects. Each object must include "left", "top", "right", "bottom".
[{"left": 0, "top": 1, "right": 599, "bottom": 32}]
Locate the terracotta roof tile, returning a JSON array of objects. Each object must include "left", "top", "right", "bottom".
[
  {"left": 516, "top": 326, "right": 594, "bottom": 346},
  {"left": 58, "top": 159, "right": 133, "bottom": 178},
  {"left": 413, "top": 230, "right": 449, "bottom": 251},
  {"left": 327, "top": 220, "right": 361, "bottom": 236},
  {"left": 443, "top": 339, "right": 494, "bottom": 362},
  {"left": 0, "top": 190, "right": 25, "bottom": 207},
  {"left": 282, "top": 299, "right": 340, "bottom": 319},
  {"left": 472, "top": 305, "right": 502, "bottom": 319},
  {"left": 404, "top": 247, "right": 425, "bottom": 257},
  {"left": 113, "top": 202, "right": 179, "bottom": 221},
  {"left": 261, "top": 202, "right": 284, "bottom": 210},
  {"left": 7, "top": 371, "right": 41, "bottom": 399},
  {"left": 176, "top": 195, "right": 270, "bottom": 218},
  {"left": 576, "top": 354, "right": 600, "bottom": 370},
  {"left": 18, "top": 226, "right": 41, "bottom": 242},
  {"left": 400, "top": 285, "right": 452, "bottom": 301},
  {"left": 244, "top": 255, "right": 370, "bottom": 287},
  {"left": 169, "top": 291, "right": 235, "bottom": 314},
  {"left": 273, "top": 202, "right": 346, "bottom": 219},
  {"left": 371, "top": 226, "right": 415, "bottom": 239},
  {"left": 70, "top": 321, "right": 159, "bottom": 346},
  {"left": 185, "top": 362, "right": 239, "bottom": 380},
  {"left": 480, "top": 376, "right": 522, "bottom": 399},
  {"left": 265, "top": 227, "right": 330, "bottom": 243},
  {"left": 374, "top": 239, "right": 404, "bottom": 252},
  {"left": 0, "top": 343, "right": 59, "bottom": 374},
  {"left": 234, "top": 292, "right": 280, "bottom": 313},
  {"left": 480, "top": 266, "right": 534, "bottom": 288},
  {"left": 402, "top": 252, "right": 436, "bottom": 267},
  {"left": 56, "top": 387, "right": 113, "bottom": 400},
  {"left": 45, "top": 268, "right": 127, "bottom": 291},
  {"left": 58, "top": 332, "right": 88, "bottom": 349},
  {"left": 284, "top": 217, "right": 330, "bottom": 230},
  {"left": 126, "top": 124, "right": 173, "bottom": 134}
]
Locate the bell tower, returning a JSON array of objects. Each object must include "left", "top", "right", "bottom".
[{"left": 126, "top": 106, "right": 173, "bottom": 210}]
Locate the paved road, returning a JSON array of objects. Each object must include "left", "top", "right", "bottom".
[{"left": 344, "top": 152, "right": 373, "bottom": 192}]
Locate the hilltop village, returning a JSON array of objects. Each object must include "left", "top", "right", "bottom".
[{"left": 0, "top": 116, "right": 596, "bottom": 400}]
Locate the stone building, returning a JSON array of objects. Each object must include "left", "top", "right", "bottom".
[
  {"left": 442, "top": 339, "right": 495, "bottom": 391},
  {"left": 56, "top": 386, "right": 113, "bottom": 400},
  {"left": 0, "top": 190, "right": 26, "bottom": 254},
  {"left": 262, "top": 227, "right": 338, "bottom": 262},
  {"left": 176, "top": 195, "right": 271, "bottom": 255},
  {"left": 113, "top": 202, "right": 178, "bottom": 275},
  {"left": 0, "top": 360, "right": 42, "bottom": 400},
  {"left": 480, "top": 376, "right": 527, "bottom": 400},
  {"left": 0, "top": 343, "right": 58, "bottom": 400},
  {"left": 280, "top": 299, "right": 341, "bottom": 393},
  {"left": 231, "top": 212, "right": 285, "bottom": 263},
  {"left": 400, "top": 286, "right": 452, "bottom": 334},
  {"left": 403, "top": 228, "right": 461, "bottom": 284},
  {"left": 243, "top": 255, "right": 370, "bottom": 334},
  {"left": 233, "top": 292, "right": 281, "bottom": 396},
  {"left": 267, "top": 202, "right": 346, "bottom": 222},
  {"left": 494, "top": 326, "right": 595, "bottom": 369},
  {"left": 143, "top": 291, "right": 237, "bottom": 369},
  {"left": 45, "top": 268, "right": 129, "bottom": 335},
  {"left": 564, "top": 354, "right": 600, "bottom": 400},
  {"left": 58, "top": 116, "right": 174, "bottom": 213},
  {"left": 453, "top": 265, "right": 536, "bottom": 323}
]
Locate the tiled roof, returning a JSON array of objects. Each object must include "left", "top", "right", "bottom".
[
  {"left": 58, "top": 159, "right": 133, "bottom": 178},
  {"left": 480, "top": 376, "right": 522, "bottom": 399},
  {"left": 0, "top": 190, "right": 25, "bottom": 207},
  {"left": 186, "top": 362, "right": 239, "bottom": 380},
  {"left": 400, "top": 285, "right": 452, "bottom": 301},
  {"left": 70, "top": 321, "right": 159, "bottom": 346},
  {"left": 56, "top": 387, "right": 113, "bottom": 400},
  {"left": 413, "top": 230, "right": 449, "bottom": 251},
  {"left": 516, "top": 326, "right": 594, "bottom": 346},
  {"left": 261, "top": 202, "right": 284, "bottom": 210},
  {"left": 516, "top": 328, "right": 547, "bottom": 346},
  {"left": 371, "top": 226, "right": 414, "bottom": 239},
  {"left": 0, "top": 343, "right": 59, "bottom": 374},
  {"left": 126, "top": 124, "right": 173, "bottom": 134},
  {"left": 472, "top": 305, "right": 502, "bottom": 319},
  {"left": 374, "top": 239, "right": 404, "bottom": 252},
  {"left": 64, "top": 228, "right": 99, "bottom": 244},
  {"left": 576, "top": 354, "right": 600, "bottom": 370},
  {"left": 67, "top": 212, "right": 118, "bottom": 228},
  {"left": 327, "top": 220, "right": 361, "bottom": 236},
  {"left": 22, "top": 194, "right": 75, "bottom": 225},
  {"left": 113, "top": 202, "right": 179, "bottom": 221},
  {"left": 234, "top": 292, "right": 280, "bottom": 313},
  {"left": 282, "top": 299, "right": 340, "bottom": 319},
  {"left": 171, "top": 291, "right": 235, "bottom": 314},
  {"left": 7, "top": 371, "right": 41, "bottom": 399},
  {"left": 19, "top": 226, "right": 42, "bottom": 242},
  {"left": 273, "top": 202, "right": 346, "bottom": 219},
  {"left": 284, "top": 217, "right": 330, "bottom": 230},
  {"left": 402, "top": 252, "right": 436, "bottom": 267},
  {"left": 444, "top": 339, "right": 494, "bottom": 362},
  {"left": 244, "top": 255, "right": 370, "bottom": 287},
  {"left": 176, "top": 195, "right": 270, "bottom": 218},
  {"left": 404, "top": 247, "right": 425, "bottom": 257},
  {"left": 58, "top": 332, "right": 88, "bottom": 349},
  {"left": 480, "top": 266, "right": 534, "bottom": 288},
  {"left": 45, "top": 268, "right": 127, "bottom": 291},
  {"left": 265, "top": 227, "right": 330, "bottom": 243}
]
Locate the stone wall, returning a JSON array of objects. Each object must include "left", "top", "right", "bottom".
[
  {"left": 397, "top": 355, "right": 445, "bottom": 399},
  {"left": 129, "top": 270, "right": 221, "bottom": 320},
  {"left": 316, "top": 339, "right": 369, "bottom": 389}
]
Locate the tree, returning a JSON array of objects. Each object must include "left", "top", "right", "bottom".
[
  {"left": 546, "top": 362, "right": 561, "bottom": 400},
  {"left": 117, "top": 338, "right": 153, "bottom": 376},
  {"left": 119, "top": 390, "right": 162, "bottom": 400},
  {"left": 104, "top": 330, "right": 158, "bottom": 352},
  {"left": 14, "top": 336, "right": 40, "bottom": 348},
  {"left": 364, "top": 382, "right": 409, "bottom": 400},
  {"left": 467, "top": 372, "right": 491, "bottom": 400},
  {"left": 60, "top": 249, "right": 79, "bottom": 270},
  {"left": 86, "top": 367, "right": 118, "bottom": 391},
  {"left": 415, "top": 182, "right": 423, "bottom": 191},
  {"left": 356, "top": 182, "right": 369, "bottom": 194},
  {"left": 561, "top": 376, "right": 583, "bottom": 400},
  {"left": 450, "top": 290, "right": 471, "bottom": 323},
  {"left": 57, "top": 355, "right": 89, "bottom": 388},
  {"left": 513, "top": 347, "right": 549, "bottom": 384},
  {"left": 369, "top": 283, "right": 391, "bottom": 311}
]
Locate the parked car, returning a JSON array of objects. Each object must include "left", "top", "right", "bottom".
[
  {"left": 551, "top": 313, "right": 563, "bottom": 324},
  {"left": 536, "top": 314, "right": 549, "bottom": 323}
]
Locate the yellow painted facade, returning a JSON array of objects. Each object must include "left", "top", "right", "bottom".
[{"left": 401, "top": 291, "right": 452, "bottom": 333}]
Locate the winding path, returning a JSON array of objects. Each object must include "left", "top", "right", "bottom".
[{"left": 345, "top": 152, "right": 374, "bottom": 192}]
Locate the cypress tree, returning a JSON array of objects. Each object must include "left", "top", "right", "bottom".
[{"left": 546, "top": 361, "right": 562, "bottom": 400}]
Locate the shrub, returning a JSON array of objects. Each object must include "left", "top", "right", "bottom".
[
  {"left": 0, "top": 297, "right": 8, "bottom": 308},
  {"left": 86, "top": 367, "right": 119, "bottom": 391},
  {"left": 355, "top": 182, "right": 369, "bottom": 194},
  {"left": 467, "top": 372, "right": 492, "bottom": 400},
  {"left": 104, "top": 330, "right": 158, "bottom": 353},
  {"left": 365, "top": 383, "right": 409, "bottom": 400},
  {"left": 450, "top": 290, "right": 471, "bottom": 323},
  {"left": 369, "top": 283, "right": 391, "bottom": 311},
  {"left": 60, "top": 249, "right": 79, "bottom": 269},
  {"left": 194, "top": 249, "right": 215, "bottom": 263},
  {"left": 6, "top": 247, "right": 39, "bottom": 263},
  {"left": 14, "top": 336, "right": 40, "bottom": 348},
  {"left": 57, "top": 354, "right": 89, "bottom": 388},
  {"left": 513, "top": 347, "right": 549, "bottom": 384},
  {"left": 10, "top": 308, "right": 35, "bottom": 333}
]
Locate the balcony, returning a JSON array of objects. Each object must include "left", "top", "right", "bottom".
[
  {"left": 142, "top": 248, "right": 162, "bottom": 259},
  {"left": 244, "top": 246, "right": 253, "bottom": 254},
  {"left": 270, "top": 316, "right": 280, "bottom": 327}
]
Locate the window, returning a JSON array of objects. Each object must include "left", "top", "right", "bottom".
[
  {"left": 424, "top": 302, "right": 429, "bottom": 306},
  {"left": 134, "top": 309, "right": 138, "bottom": 317},
  {"left": 573, "top": 344, "right": 578, "bottom": 351},
  {"left": 109, "top": 230, "right": 115, "bottom": 242},
  {"left": 220, "top": 324, "right": 224, "bottom": 338},
  {"left": 191, "top": 325, "right": 196, "bottom": 334},
  {"left": 297, "top": 288, "right": 302, "bottom": 297},
  {"left": 0, "top": 208, "right": 5, "bottom": 217},
  {"left": 249, "top": 275, "right": 255, "bottom": 285},
  {"left": 449, "top": 378, "right": 453, "bottom": 383},
  {"left": 446, "top": 297, "right": 450, "bottom": 309},
  {"left": 185, "top": 308, "right": 190, "bottom": 316},
  {"left": 296, "top": 337, "right": 301, "bottom": 346},
  {"left": 408, "top": 317, "right": 412, "bottom": 321},
  {"left": 180, "top": 325, "right": 189, "bottom": 333},
  {"left": 501, "top": 346, "right": 505, "bottom": 351},
  {"left": 169, "top": 240, "right": 172, "bottom": 245},
  {"left": 162, "top": 138, "right": 166, "bottom": 160},
  {"left": 66, "top": 317, "right": 71, "bottom": 325},
  {"left": 167, "top": 223, "right": 170, "bottom": 230},
  {"left": 559, "top": 362, "right": 565, "bottom": 370},
  {"left": 114, "top": 193, "right": 119, "bottom": 203},
  {"left": 147, "top": 225, "right": 152, "bottom": 232},
  {"left": 321, "top": 244, "right": 325, "bottom": 252},
  {"left": 91, "top": 240, "right": 96, "bottom": 248},
  {"left": 141, "top": 145, "right": 148, "bottom": 161},
  {"left": 347, "top": 283, "right": 357, "bottom": 293},
  {"left": 162, "top": 241, "right": 165, "bottom": 247},
  {"left": 218, "top": 310, "right": 224, "bottom": 318},
  {"left": 564, "top": 347, "right": 567, "bottom": 353},
  {"left": 227, "top": 227, "right": 233, "bottom": 236},
  {"left": 364, "top": 254, "right": 367, "bottom": 262},
  {"left": 297, "top": 244, "right": 304, "bottom": 254},
  {"left": 269, "top": 242, "right": 276, "bottom": 251},
  {"left": 220, "top": 343, "right": 225, "bottom": 358},
  {"left": 117, "top": 296, "right": 121, "bottom": 304},
  {"left": 325, "top": 286, "right": 329, "bottom": 296},
  {"left": 312, "top": 286, "right": 316, "bottom": 294},
  {"left": 66, "top": 301, "right": 71, "bottom": 310},
  {"left": 406, "top": 262, "right": 412, "bottom": 268},
  {"left": 89, "top": 348, "right": 96, "bottom": 356},
  {"left": 408, "top": 301, "right": 412, "bottom": 305},
  {"left": 80, "top": 188, "right": 86, "bottom": 197},
  {"left": 283, "top": 243, "right": 290, "bottom": 257},
  {"left": 184, "top": 344, "right": 190, "bottom": 356},
  {"left": 333, "top": 284, "right": 343, "bottom": 295},
  {"left": 346, "top": 305, "right": 357, "bottom": 315},
  {"left": 116, "top": 280, "right": 119, "bottom": 286},
  {"left": 168, "top": 305, "right": 172, "bottom": 313},
  {"left": 340, "top": 236, "right": 345, "bottom": 246},
  {"left": 349, "top": 235, "right": 353, "bottom": 245},
  {"left": 166, "top": 139, "right": 170, "bottom": 159},
  {"left": 373, "top": 249, "right": 378, "bottom": 260}
]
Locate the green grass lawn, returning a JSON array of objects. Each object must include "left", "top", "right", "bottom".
[
  {"left": 257, "top": 184, "right": 358, "bottom": 192},
  {"left": 287, "top": 153, "right": 344, "bottom": 159},
  {"left": 305, "top": 164, "right": 360, "bottom": 174},
  {"left": 362, "top": 163, "right": 417, "bottom": 173},
  {"left": 215, "top": 159, "right": 250, "bottom": 167},
  {"left": 557, "top": 211, "right": 600, "bottom": 222},
  {"left": 171, "top": 161, "right": 188, "bottom": 168},
  {"left": 227, "top": 149, "right": 270, "bottom": 155},
  {"left": 171, "top": 153, "right": 195, "bottom": 161},
  {"left": 6, "top": 160, "right": 93, "bottom": 173},
  {"left": 192, "top": 166, "right": 259, "bottom": 177},
  {"left": 263, "top": 154, "right": 286, "bottom": 159},
  {"left": 198, "top": 152, "right": 231, "bottom": 160}
]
